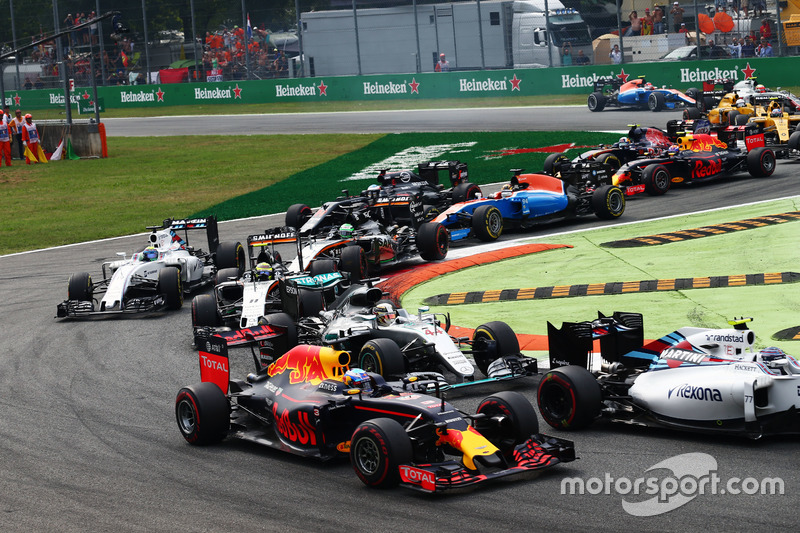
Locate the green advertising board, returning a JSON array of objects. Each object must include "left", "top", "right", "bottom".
[
  {"left": 78, "top": 97, "right": 105, "bottom": 114},
  {"left": 4, "top": 56, "right": 800, "bottom": 111}
]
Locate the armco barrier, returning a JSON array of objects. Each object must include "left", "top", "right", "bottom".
[{"left": 5, "top": 56, "right": 800, "bottom": 111}]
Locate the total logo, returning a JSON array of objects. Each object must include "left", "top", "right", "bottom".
[{"left": 399, "top": 466, "right": 435, "bottom": 490}]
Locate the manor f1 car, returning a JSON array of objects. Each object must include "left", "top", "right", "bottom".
[
  {"left": 433, "top": 170, "right": 624, "bottom": 242},
  {"left": 176, "top": 339, "right": 575, "bottom": 492},
  {"left": 57, "top": 217, "right": 245, "bottom": 318},
  {"left": 538, "top": 312, "right": 800, "bottom": 438},
  {"left": 588, "top": 77, "right": 696, "bottom": 112}
]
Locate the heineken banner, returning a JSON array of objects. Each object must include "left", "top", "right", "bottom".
[{"left": 5, "top": 56, "right": 800, "bottom": 111}]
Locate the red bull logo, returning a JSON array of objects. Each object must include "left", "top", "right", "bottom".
[
  {"left": 681, "top": 134, "right": 727, "bottom": 153},
  {"left": 693, "top": 158, "right": 722, "bottom": 178},
  {"left": 436, "top": 426, "right": 499, "bottom": 470},
  {"left": 267, "top": 345, "right": 349, "bottom": 385},
  {"left": 273, "top": 403, "right": 317, "bottom": 445}
]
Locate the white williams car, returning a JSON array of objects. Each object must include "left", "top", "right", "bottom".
[
  {"left": 538, "top": 312, "right": 800, "bottom": 439},
  {"left": 57, "top": 217, "right": 244, "bottom": 318}
]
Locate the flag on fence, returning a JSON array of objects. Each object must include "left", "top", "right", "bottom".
[
  {"left": 50, "top": 139, "right": 64, "bottom": 161},
  {"left": 247, "top": 14, "right": 253, "bottom": 40},
  {"left": 121, "top": 50, "right": 129, "bottom": 67}
]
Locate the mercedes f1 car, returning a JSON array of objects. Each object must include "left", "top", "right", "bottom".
[
  {"left": 176, "top": 339, "right": 575, "bottom": 492},
  {"left": 588, "top": 76, "right": 696, "bottom": 112},
  {"left": 57, "top": 217, "right": 245, "bottom": 318},
  {"left": 538, "top": 312, "right": 800, "bottom": 438},
  {"left": 433, "top": 169, "right": 625, "bottom": 242}
]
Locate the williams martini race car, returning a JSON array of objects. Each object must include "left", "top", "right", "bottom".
[
  {"left": 176, "top": 339, "right": 575, "bottom": 492},
  {"left": 57, "top": 217, "right": 245, "bottom": 318},
  {"left": 538, "top": 312, "right": 800, "bottom": 438},
  {"left": 587, "top": 76, "right": 697, "bottom": 112},
  {"left": 610, "top": 127, "right": 776, "bottom": 196},
  {"left": 433, "top": 169, "right": 625, "bottom": 242}
]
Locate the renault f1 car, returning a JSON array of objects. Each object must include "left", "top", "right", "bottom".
[
  {"left": 588, "top": 77, "right": 696, "bottom": 112},
  {"left": 176, "top": 339, "right": 575, "bottom": 492},
  {"left": 611, "top": 128, "right": 776, "bottom": 196},
  {"left": 433, "top": 170, "right": 625, "bottom": 242},
  {"left": 538, "top": 312, "right": 800, "bottom": 438},
  {"left": 57, "top": 217, "right": 245, "bottom": 318}
]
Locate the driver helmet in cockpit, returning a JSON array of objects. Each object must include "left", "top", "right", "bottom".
[
  {"left": 344, "top": 368, "right": 373, "bottom": 392},
  {"left": 141, "top": 246, "right": 159, "bottom": 261}
]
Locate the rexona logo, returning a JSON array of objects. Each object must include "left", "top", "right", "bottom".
[
  {"left": 667, "top": 383, "right": 723, "bottom": 402},
  {"left": 680, "top": 66, "right": 740, "bottom": 83},
  {"left": 399, "top": 466, "right": 435, "bottom": 490}
]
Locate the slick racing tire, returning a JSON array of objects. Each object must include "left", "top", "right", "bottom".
[
  {"left": 472, "top": 321, "right": 520, "bottom": 377},
  {"left": 191, "top": 294, "right": 221, "bottom": 328},
  {"left": 309, "top": 259, "right": 338, "bottom": 276},
  {"left": 595, "top": 152, "right": 622, "bottom": 172},
  {"left": 452, "top": 182, "right": 482, "bottom": 204},
  {"left": 286, "top": 203, "right": 313, "bottom": 230},
  {"left": 591, "top": 185, "right": 626, "bottom": 219},
  {"left": 735, "top": 113, "right": 750, "bottom": 126},
  {"left": 339, "top": 245, "right": 368, "bottom": 281},
  {"left": 422, "top": 205, "right": 440, "bottom": 222},
  {"left": 543, "top": 153, "right": 569, "bottom": 176},
  {"left": 727, "top": 110, "right": 740, "bottom": 126},
  {"left": 416, "top": 222, "right": 449, "bottom": 261},
  {"left": 647, "top": 91, "right": 666, "bottom": 112},
  {"left": 215, "top": 267, "right": 243, "bottom": 303},
  {"left": 789, "top": 131, "right": 800, "bottom": 152},
  {"left": 641, "top": 164, "right": 671, "bottom": 196},
  {"left": 67, "top": 272, "right": 93, "bottom": 301},
  {"left": 476, "top": 391, "right": 539, "bottom": 455},
  {"left": 747, "top": 147, "right": 776, "bottom": 177},
  {"left": 537, "top": 365, "right": 601, "bottom": 430},
  {"left": 587, "top": 91, "right": 606, "bottom": 112},
  {"left": 684, "top": 87, "right": 702, "bottom": 109},
  {"left": 359, "top": 338, "right": 406, "bottom": 379},
  {"left": 175, "top": 382, "right": 230, "bottom": 445},
  {"left": 350, "top": 418, "right": 412, "bottom": 489},
  {"left": 159, "top": 266, "right": 183, "bottom": 310},
  {"left": 215, "top": 241, "right": 245, "bottom": 275},
  {"left": 683, "top": 106, "right": 702, "bottom": 120},
  {"left": 471, "top": 205, "right": 503, "bottom": 242}
]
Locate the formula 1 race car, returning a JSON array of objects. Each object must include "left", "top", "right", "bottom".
[
  {"left": 176, "top": 339, "right": 575, "bottom": 492},
  {"left": 537, "top": 312, "right": 800, "bottom": 439},
  {"left": 433, "top": 169, "right": 625, "bottom": 242},
  {"left": 57, "top": 217, "right": 245, "bottom": 318},
  {"left": 610, "top": 129, "right": 776, "bottom": 196},
  {"left": 588, "top": 76, "right": 696, "bottom": 112}
]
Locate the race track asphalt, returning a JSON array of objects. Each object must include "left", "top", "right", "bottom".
[{"left": 2, "top": 107, "right": 800, "bottom": 532}]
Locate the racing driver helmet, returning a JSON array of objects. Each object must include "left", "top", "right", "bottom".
[
  {"left": 339, "top": 223, "right": 355, "bottom": 238},
  {"left": 735, "top": 98, "right": 746, "bottom": 107},
  {"left": 142, "top": 246, "right": 159, "bottom": 261},
  {"left": 373, "top": 303, "right": 397, "bottom": 326},
  {"left": 667, "top": 144, "right": 680, "bottom": 156},
  {"left": 255, "top": 262, "right": 274, "bottom": 281},
  {"left": 756, "top": 84, "right": 766, "bottom": 93},
  {"left": 771, "top": 107, "right": 782, "bottom": 117},
  {"left": 344, "top": 368, "right": 373, "bottom": 392},
  {"left": 617, "top": 136, "right": 631, "bottom": 148},
  {"left": 757, "top": 347, "right": 789, "bottom": 369},
  {"left": 500, "top": 184, "right": 514, "bottom": 197}
]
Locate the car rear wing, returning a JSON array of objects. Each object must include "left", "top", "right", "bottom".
[
  {"left": 278, "top": 272, "right": 346, "bottom": 320},
  {"left": 160, "top": 216, "right": 220, "bottom": 254},
  {"left": 547, "top": 311, "right": 644, "bottom": 369},
  {"left": 592, "top": 77, "right": 621, "bottom": 93},
  {"left": 247, "top": 227, "right": 298, "bottom": 269},
  {"left": 367, "top": 191, "right": 426, "bottom": 229},
  {"left": 417, "top": 160, "right": 468, "bottom": 187}
]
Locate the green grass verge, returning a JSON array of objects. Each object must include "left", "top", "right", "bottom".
[{"left": 402, "top": 196, "right": 800, "bottom": 353}]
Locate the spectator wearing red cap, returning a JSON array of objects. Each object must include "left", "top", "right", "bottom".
[
  {"left": 642, "top": 8, "right": 653, "bottom": 35},
  {"left": 435, "top": 53, "right": 450, "bottom": 72}
]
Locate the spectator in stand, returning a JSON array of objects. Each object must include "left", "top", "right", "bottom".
[
  {"left": 435, "top": 53, "right": 450, "bottom": 71},
  {"left": 670, "top": 2, "right": 684, "bottom": 33},
  {"left": 653, "top": 6, "right": 665, "bottom": 34},
  {"left": 641, "top": 8, "right": 653, "bottom": 35},
  {"left": 34, "top": 75, "right": 44, "bottom": 89},
  {"left": 740, "top": 0, "right": 749, "bottom": 18},
  {"left": 759, "top": 19, "right": 772, "bottom": 40},
  {"left": 752, "top": 0, "right": 765, "bottom": 17},
  {"left": 627, "top": 11, "right": 641, "bottom": 36},
  {"left": 561, "top": 43, "right": 573, "bottom": 65},
  {"left": 758, "top": 38, "right": 773, "bottom": 56},
  {"left": 23, "top": 77, "right": 32, "bottom": 90},
  {"left": 741, "top": 36, "right": 756, "bottom": 56},
  {"left": 574, "top": 49, "right": 590, "bottom": 65},
  {"left": 678, "top": 22, "right": 689, "bottom": 36},
  {"left": 715, "top": 0, "right": 726, "bottom": 13},
  {"left": 729, "top": 36, "right": 742, "bottom": 57},
  {"left": 610, "top": 43, "right": 622, "bottom": 64},
  {"left": 9, "top": 109, "right": 25, "bottom": 160}
]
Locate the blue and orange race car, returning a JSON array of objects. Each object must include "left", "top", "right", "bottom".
[
  {"left": 433, "top": 171, "right": 625, "bottom": 242},
  {"left": 175, "top": 339, "right": 575, "bottom": 492},
  {"left": 588, "top": 77, "right": 697, "bottom": 112}
]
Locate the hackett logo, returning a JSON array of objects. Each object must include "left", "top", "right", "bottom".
[
  {"left": 459, "top": 78, "right": 507, "bottom": 92},
  {"left": 363, "top": 81, "right": 408, "bottom": 95},
  {"left": 276, "top": 84, "right": 317, "bottom": 97},
  {"left": 120, "top": 91, "right": 155, "bottom": 103},
  {"left": 194, "top": 87, "right": 232, "bottom": 99}
]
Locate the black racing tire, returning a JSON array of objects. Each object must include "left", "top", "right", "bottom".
[
  {"left": 298, "top": 289, "right": 324, "bottom": 318},
  {"left": 595, "top": 152, "right": 622, "bottom": 172},
  {"left": 258, "top": 312, "right": 298, "bottom": 350},
  {"left": 735, "top": 113, "right": 750, "bottom": 126},
  {"left": 286, "top": 203, "right": 313, "bottom": 230},
  {"left": 543, "top": 153, "right": 569, "bottom": 176},
  {"left": 476, "top": 391, "right": 539, "bottom": 455},
  {"left": 472, "top": 321, "right": 520, "bottom": 377},
  {"left": 159, "top": 266, "right": 183, "bottom": 310},
  {"left": 642, "top": 164, "right": 671, "bottom": 196},
  {"left": 215, "top": 241, "right": 245, "bottom": 275},
  {"left": 591, "top": 185, "right": 626, "bottom": 219},
  {"left": 452, "top": 182, "right": 482, "bottom": 204},
  {"left": 309, "top": 259, "right": 338, "bottom": 277},
  {"left": 358, "top": 338, "right": 406, "bottom": 378},
  {"left": 471, "top": 205, "right": 503, "bottom": 242},
  {"left": 422, "top": 205, "right": 440, "bottom": 222},
  {"left": 727, "top": 109, "right": 740, "bottom": 126},
  {"left": 339, "top": 245, "right": 368, "bottom": 281},
  {"left": 746, "top": 147, "right": 776, "bottom": 177},
  {"left": 416, "top": 222, "right": 449, "bottom": 261},
  {"left": 788, "top": 130, "right": 800, "bottom": 152},
  {"left": 684, "top": 106, "right": 703, "bottom": 120},
  {"left": 191, "top": 294, "right": 221, "bottom": 328},
  {"left": 795, "top": 123, "right": 800, "bottom": 134},
  {"left": 703, "top": 96, "right": 715, "bottom": 111},
  {"left": 215, "top": 267, "right": 242, "bottom": 302},
  {"left": 68, "top": 271, "right": 93, "bottom": 301},
  {"left": 537, "top": 365, "right": 602, "bottom": 430},
  {"left": 175, "top": 382, "right": 230, "bottom": 445},
  {"left": 350, "top": 418, "right": 412, "bottom": 488},
  {"left": 685, "top": 87, "right": 701, "bottom": 108},
  {"left": 648, "top": 91, "right": 666, "bottom": 112},
  {"left": 587, "top": 91, "right": 606, "bottom": 112}
]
